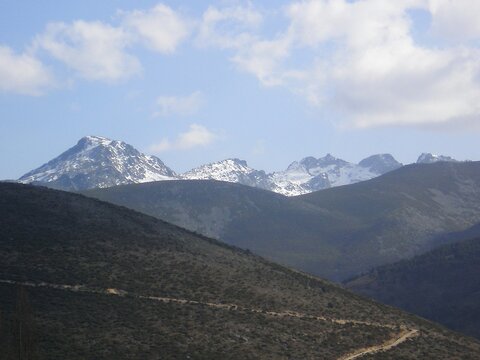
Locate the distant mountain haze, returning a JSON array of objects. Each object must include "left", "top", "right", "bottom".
[{"left": 17, "top": 135, "right": 459, "bottom": 195}]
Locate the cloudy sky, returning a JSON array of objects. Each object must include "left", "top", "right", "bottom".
[{"left": 2, "top": 0, "right": 480, "bottom": 179}]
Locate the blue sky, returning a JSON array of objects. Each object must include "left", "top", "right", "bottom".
[{"left": 2, "top": 0, "right": 480, "bottom": 179}]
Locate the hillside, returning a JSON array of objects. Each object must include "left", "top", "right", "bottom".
[
  {"left": 296, "top": 161, "right": 480, "bottom": 277},
  {"left": 1, "top": 183, "right": 480, "bottom": 359},
  {"left": 345, "top": 234, "right": 480, "bottom": 339},
  {"left": 83, "top": 180, "right": 355, "bottom": 280},
  {"left": 84, "top": 161, "right": 480, "bottom": 281}
]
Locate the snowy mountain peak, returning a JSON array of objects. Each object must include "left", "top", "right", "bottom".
[
  {"left": 182, "top": 152, "right": 407, "bottom": 197},
  {"left": 272, "top": 153, "right": 403, "bottom": 196},
  {"left": 417, "top": 153, "right": 457, "bottom": 164},
  {"left": 82, "top": 135, "right": 112, "bottom": 144},
  {"left": 359, "top": 154, "right": 402, "bottom": 175},
  {"left": 225, "top": 158, "right": 250, "bottom": 168},
  {"left": 19, "top": 136, "right": 176, "bottom": 191},
  {"left": 299, "top": 154, "right": 348, "bottom": 169},
  {"left": 20, "top": 135, "right": 448, "bottom": 196},
  {"left": 181, "top": 158, "right": 270, "bottom": 188},
  {"left": 75, "top": 135, "right": 115, "bottom": 151},
  {"left": 321, "top": 153, "right": 338, "bottom": 162}
]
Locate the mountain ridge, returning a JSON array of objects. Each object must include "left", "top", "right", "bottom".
[{"left": 18, "top": 135, "right": 464, "bottom": 195}]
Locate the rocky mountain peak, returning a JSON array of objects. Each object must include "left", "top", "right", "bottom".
[
  {"left": 18, "top": 135, "right": 176, "bottom": 191},
  {"left": 181, "top": 158, "right": 270, "bottom": 188},
  {"left": 21, "top": 135, "right": 462, "bottom": 197},
  {"left": 80, "top": 135, "right": 113, "bottom": 146},
  {"left": 417, "top": 153, "right": 457, "bottom": 164},
  {"left": 299, "top": 154, "right": 349, "bottom": 170},
  {"left": 359, "top": 154, "right": 402, "bottom": 175}
]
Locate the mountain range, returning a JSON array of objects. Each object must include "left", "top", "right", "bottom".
[
  {"left": 2, "top": 182, "right": 480, "bottom": 358},
  {"left": 84, "top": 160, "right": 480, "bottom": 282},
  {"left": 17, "top": 135, "right": 459, "bottom": 195}
]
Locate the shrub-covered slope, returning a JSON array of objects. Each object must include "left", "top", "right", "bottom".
[
  {"left": 1, "top": 183, "right": 480, "bottom": 358},
  {"left": 345, "top": 234, "right": 480, "bottom": 339}
]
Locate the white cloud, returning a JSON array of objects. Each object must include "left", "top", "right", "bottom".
[
  {"left": 149, "top": 138, "right": 172, "bottom": 153},
  {"left": 232, "top": 37, "right": 292, "bottom": 86},
  {"left": 153, "top": 91, "right": 204, "bottom": 117},
  {"left": 0, "top": 45, "right": 53, "bottom": 95},
  {"left": 123, "top": 4, "right": 190, "bottom": 53},
  {"left": 223, "top": 0, "right": 480, "bottom": 129},
  {"left": 197, "top": 5, "right": 262, "bottom": 49},
  {"left": 150, "top": 124, "right": 217, "bottom": 153},
  {"left": 197, "top": 4, "right": 292, "bottom": 87},
  {"left": 4, "top": 0, "right": 480, "bottom": 126},
  {"left": 35, "top": 20, "right": 140, "bottom": 81},
  {"left": 428, "top": 0, "right": 480, "bottom": 42}
]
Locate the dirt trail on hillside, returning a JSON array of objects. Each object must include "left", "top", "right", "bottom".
[
  {"left": 0, "top": 279, "right": 419, "bottom": 359},
  {"left": 339, "top": 329, "right": 419, "bottom": 360}
]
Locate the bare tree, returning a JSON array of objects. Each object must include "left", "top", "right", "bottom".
[{"left": 12, "top": 286, "right": 36, "bottom": 360}]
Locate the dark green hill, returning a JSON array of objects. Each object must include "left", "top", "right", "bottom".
[
  {"left": 345, "top": 233, "right": 480, "bottom": 339},
  {"left": 2, "top": 183, "right": 480, "bottom": 358},
  {"left": 83, "top": 180, "right": 354, "bottom": 280},
  {"left": 83, "top": 162, "right": 480, "bottom": 281},
  {"left": 297, "top": 161, "right": 480, "bottom": 277}
]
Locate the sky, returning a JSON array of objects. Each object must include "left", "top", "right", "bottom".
[{"left": 2, "top": 0, "right": 480, "bottom": 179}]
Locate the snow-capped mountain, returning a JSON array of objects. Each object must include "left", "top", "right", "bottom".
[
  {"left": 181, "top": 158, "right": 308, "bottom": 196},
  {"left": 20, "top": 135, "right": 452, "bottom": 196},
  {"left": 19, "top": 135, "right": 176, "bottom": 191},
  {"left": 182, "top": 154, "right": 403, "bottom": 196},
  {"left": 270, "top": 153, "right": 403, "bottom": 195},
  {"left": 182, "top": 158, "right": 271, "bottom": 188},
  {"left": 359, "top": 154, "right": 403, "bottom": 174},
  {"left": 417, "top": 153, "right": 458, "bottom": 164}
]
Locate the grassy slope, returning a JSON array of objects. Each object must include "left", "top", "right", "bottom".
[{"left": 1, "top": 183, "right": 480, "bottom": 358}]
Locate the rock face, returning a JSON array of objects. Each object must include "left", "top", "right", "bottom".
[{"left": 18, "top": 136, "right": 176, "bottom": 191}]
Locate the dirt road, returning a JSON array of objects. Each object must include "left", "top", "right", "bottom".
[{"left": 0, "top": 278, "right": 419, "bottom": 359}]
